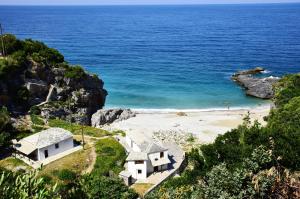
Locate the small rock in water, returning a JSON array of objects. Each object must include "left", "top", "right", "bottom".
[{"left": 231, "top": 67, "right": 280, "bottom": 99}]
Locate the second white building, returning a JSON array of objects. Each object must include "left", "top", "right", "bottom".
[{"left": 122, "top": 132, "right": 171, "bottom": 180}]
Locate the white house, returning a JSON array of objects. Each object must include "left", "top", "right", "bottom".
[
  {"left": 120, "top": 132, "right": 170, "bottom": 181},
  {"left": 13, "top": 128, "right": 74, "bottom": 162}
]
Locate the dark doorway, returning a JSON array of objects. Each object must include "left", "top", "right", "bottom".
[
  {"left": 128, "top": 176, "right": 132, "bottom": 185},
  {"left": 44, "top": 150, "right": 48, "bottom": 158},
  {"left": 154, "top": 166, "right": 158, "bottom": 172}
]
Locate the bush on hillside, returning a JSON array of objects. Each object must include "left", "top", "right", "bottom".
[
  {"left": 64, "top": 65, "right": 85, "bottom": 79},
  {"left": 57, "top": 169, "right": 77, "bottom": 181},
  {"left": 0, "top": 34, "right": 23, "bottom": 55},
  {"left": 273, "top": 74, "right": 300, "bottom": 107}
]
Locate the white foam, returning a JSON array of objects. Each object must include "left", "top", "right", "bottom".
[
  {"left": 129, "top": 104, "right": 270, "bottom": 114},
  {"left": 261, "top": 70, "right": 271, "bottom": 74}
]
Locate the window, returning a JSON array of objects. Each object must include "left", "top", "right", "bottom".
[
  {"left": 138, "top": 169, "right": 142, "bottom": 174},
  {"left": 55, "top": 143, "right": 59, "bottom": 149},
  {"left": 160, "top": 152, "right": 164, "bottom": 158},
  {"left": 135, "top": 160, "right": 144, "bottom": 164}
]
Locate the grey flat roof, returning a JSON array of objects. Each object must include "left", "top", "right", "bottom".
[
  {"left": 119, "top": 170, "right": 132, "bottom": 178},
  {"left": 126, "top": 152, "right": 148, "bottom": 161},
  {"left": 16, "top": 128, "right": 73, "bottom": 154},
  {"left": 150, "top": 156, "right": 171, "bottom": 167}
]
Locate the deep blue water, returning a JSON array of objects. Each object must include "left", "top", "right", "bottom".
[{"left": 1, "top": 4, "right": 300, "bottom": 109}]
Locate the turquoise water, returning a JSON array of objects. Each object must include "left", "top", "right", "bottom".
[{"left": 1, "top": 4, "right": 300, "bottom": 109}]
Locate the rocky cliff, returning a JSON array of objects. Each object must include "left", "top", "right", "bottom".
[{"left": 0, "top": 34, "right": 107, "bottom": 124}]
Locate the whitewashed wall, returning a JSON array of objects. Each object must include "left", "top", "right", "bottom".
[
  {"left": 37, "top": 137, "right": 73, "bottom": 161},
  {"left": 148, "top": 151, "right": 168, "bottom": 162},
  {"left": 148, "top": 151, "right": 168, "bottom": 172},
  {"left": 128, "top": 160, "right": 147, "bottom": 179},
  {"left": 125, "top": 136, "right": 141, "bottom": 152}
]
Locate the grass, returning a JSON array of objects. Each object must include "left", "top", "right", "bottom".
[
  {"left": 39, "top": 142, "right": 93, "bottom": 183},
  {"left": 93, "top": 137, "right": 126, "bottom": 176},
  {"left": 30, "top": 114, "right": 45, "bottom": 125},
  {"left": 131, "top": 183, "right": 154, "bottom": 196},
  {"left": 0, "top": 157, "right": 30, "bottom": 171},
  {"left": 48, "top": 119, "right": 113, "bottom": 137}
]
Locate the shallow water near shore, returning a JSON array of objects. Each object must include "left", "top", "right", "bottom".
[{"left": 1, "top": 4, "right": 300, "bottom": 109}]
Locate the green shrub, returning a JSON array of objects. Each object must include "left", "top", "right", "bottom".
[
  {"left": 64, "top": 65, "right": 85, "bottom": 79},
  {"left": 81, "top": 175, "right": 138, "bottom": 199},
  {"left": 0, "top": 34, "right": 23, "bottom": 55},
  {"left": 29, "top": 106, "right": 41, "bottom": 115},
  {"left": 23, "top": 39, "right": 47, "bottom": 55},
  {"left": 0, "top": 57, "right": 21, "bottom": 78},
  {"left": 30, "top": 114, "right": 45, "bottom": 125},
  {"left": 93, "top": 138, "right": 126, "bottom": 176},
  {"left": 16, "top": 87, "right": 30, "bottom": 104},
  {"left": 273, "top": 73, "right": 300, "bottom": 107},
  {"left": 40, "top": 174, "right": 53, "bottom": 184},
  {"left": 57, "top": 169, "right": 77, "bottom": 181},
  {"left": 0, "top": 107, "right": 11, "bottom": 147},
  {"left": 32, "top": 125, "right": 47, "bottom": 133},
  {"left": 0, "top": 170, "right": 58, "bottom": 199}
]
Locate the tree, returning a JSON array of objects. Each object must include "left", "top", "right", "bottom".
[
  {"left": 0, "top": 34, "right": 23, "bottom": 55},
  {"left": 80, "top": 175, "right": 138, "bottom": 199},
  {"left": 0, "top": 106, "right": 11, "bottom": 147}
]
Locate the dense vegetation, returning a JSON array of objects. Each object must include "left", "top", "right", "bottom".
[
  {"left": 93, "top": 138, "right": 127, "bottom": 176},
  {"left": 0, "top": 107, "right": 15, "bottom": 148},
  {"left": 0, "top": 35, "right": 62, "bottom": 107},
  {"left": 0, "top": 34, "right": 93, "bottom": 111},
  {"left": 0, "top": 167, "right": 138, "bottom": 199},
  {"left": 146, "top": 74, "right": 300, "bottom": 199}
]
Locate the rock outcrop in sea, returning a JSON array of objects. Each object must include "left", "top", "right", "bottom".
[
  {"left": 232, "top": 67, "right": 280, "bottom": 99},
  {"left": 91, "top": 109, "right": 136, "bottom": 127}
]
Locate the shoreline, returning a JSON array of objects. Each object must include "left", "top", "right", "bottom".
[
  {"left": 131, "top": 104, "right": 271, "bottom": 114},
  {"left": 106, "top": 102, "right": 272, "bottom": 114}
]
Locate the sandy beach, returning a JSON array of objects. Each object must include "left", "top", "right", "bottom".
[{"left": 104, "top": 104, "right": 271, "bottom": 145}]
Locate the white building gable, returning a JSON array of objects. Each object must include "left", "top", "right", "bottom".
[{"left": 124, "top": 132, "right": 170, "bottom": 180}]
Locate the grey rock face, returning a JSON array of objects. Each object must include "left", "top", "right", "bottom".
[
  {"left": 25, "top": 80, "right": 49, "bottom": 105},
  {"left": 0, "top": 58, "right": 107, "bottom": 125},
  {"left": 232, "top": 68, "right": 280, "bottom": 99},
  {"left": 91, "top": 109, "right": 136, "bottom": 127}
]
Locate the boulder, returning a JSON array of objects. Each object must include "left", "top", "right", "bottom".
[
  {"left": 232, "top": 68, "right": 280, "bottom": 99},
  {"left": 91, "top": 109, "right": 136, "bottom": 127},
  {"left": 25, "top": 80, "right": 49, "bottom": 98}
]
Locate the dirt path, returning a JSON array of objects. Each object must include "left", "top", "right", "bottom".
[
  {"left": 83, "top": 144, "right": 97, "bottom": 174},
  {"left": 79, "top": 135, "right": 112, "bottom": 174}
]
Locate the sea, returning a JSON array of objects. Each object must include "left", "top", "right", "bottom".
[{"left": 1, "top": 4, "right": 300, "bottom": 109}]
